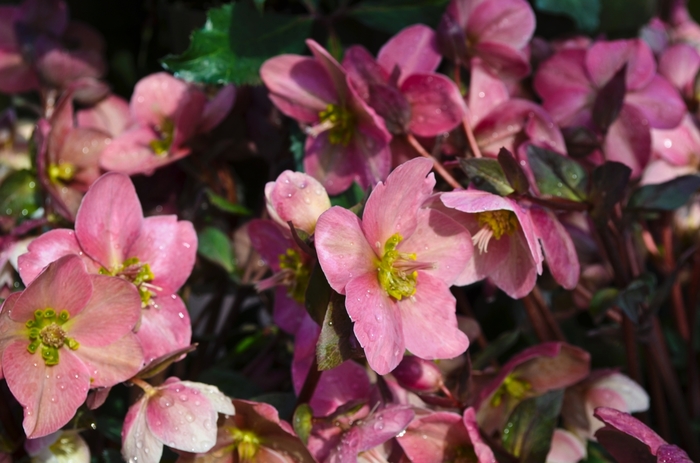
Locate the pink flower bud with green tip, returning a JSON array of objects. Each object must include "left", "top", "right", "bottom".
[
  {"left": 475, "top": 342, "right": 590, "bottom": 435},
  {"left": 546, "top": 429, "right": 587, "bottom": 463},
  {"left": 122, "top": 377, "right": 235, "bottom": 463},
  {"left": 260, "top": 39, "right": 391, "bottom": 195},
  {"left": 265, "top": 170, "right": 331, "bottom": 235},
  {"left": 18, "top": 172, "right": 197, "bottom": 362},
  {"left": 0, "top": 254, "right": 143, "bottom": 438},
  {"left": 391, "top": 356, "right": 444, "bottom": 394},
  {"left": 397, "top": 408, "right": 496, "bottom": 463},
  {"left": 314, "top": 158, "right": 472, "bottom": 375},
  {"left": 594, "top": 407, "right": 693, "bottom": 463},
  {"left": 177, "top": 399, "right": 316, "bottom": 463},
  {"left": 26, "top": 430, "right": 90, "bottom": 463}
]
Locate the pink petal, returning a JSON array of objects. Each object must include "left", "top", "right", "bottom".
[
  {"left": 267, "top": 171, "right": 331, "bottom": 234},
  {"left": 3, "top": 341, "right": 90, "bottom": 438},
  {"left": 656, "top": 445, "right": 694, "bottom": 463},
  {"left": 467, "top": 0, "right": 535, "bottom": 49},
  {"left": 303, "top": 132, "right": 357, "bottom": 195},
  {"left": 66, "top": 274, "right": 141, "bottom": 346},
  {"left": 546, "top": 429, "right": 587, "bottom": 463},
  {"left": 529, "top": 207, "right": 579, "bottom": 289},
  {"left": 353, "top": 405, "right": 414, "bottom": 452},
  {"left": 398, "top": 411, "right": 466, "bottom": 463},
  {"left": 311, "top": 361, "right": 371, "bottom": 417},
  {"left": 658, "top": 43, "right": 700, "bottom": 96},
  {"left": 98, "top": 126, "right": 165, "bottom": 175},
  {"left": 640, "top": 160, "right": 696, "bottom": 186},
  {"left": 129, "top": 215, "right": 197, "bottom": 294},
  {"left": 586, "top": 39, "right": 655, "bottom": 91},
  {"left": 626, "top": 75, "right": 685, "bottom": 129},
  {"left": 651, "top": 115, "right": 700, "bottom": 166},
  {"left": 75, "top": 334, "right": 143, "bottom": 388},
  {"left": 171, "top": 88, "right": 207, "bottom": 150},
  {"left": 18, "top": 0, "right": 68, "bottom": 36},
  {"left": 345, "top": 273, "right": 404, "bottom": 375},
  {"left": 361, "top": 157, "right": 435, "bottom": 250},
  {"left": 274, "top": 286, "right": 306, "bottom": 335},
  {"left": 17, "top": 229, "right": 99, "bottom": 286},
  {"left": 12, "top": 255, "right": 92, "bottom": 322},
  {"left": 177, "top": 380, "right": 235, "bottom": 416},
  {"left": 593, "top": 407, "right": 666, "bottom": 453},
  {"left": 469, "top": 60, "right": 509, "bottom": 126},
  {"left": 342, "top": 45, "right": 388, "bottom": 101},
  {"left": 314, "top": 206, "right": 376, "bottom": 294},
  {"left": 261, "top": 55, "right": 337, "bottom": 123},
  {"left": 0, "top": 51, "right": 39, "bottom": 93},
  {"left": 130, "top": 73, "right": 191, "bottom": 126},
  {"left": 590, "top": 372, "right": 649, "bottom": 413},
  {"left": 198, "top": 84, "right": 236, "bottom": 133},
  {"left": 136, "top": 294, "right": 192, "bottom": 363},
  {"left": 34, "top": 36, "right": 105, "bottom": 88},
  {"left": 403, "top": 73, "right": 465, "bottom": 137},
  {"left": 472, "top": 42, "right": 531, "bottom": 79},
  {"left": 377, "top": 25, "right": 441, "bottom": 82},
  {"left": 400, "top": 272, "right": 469, "bottom": 359},
  {"left": 248, "top": 220, "right": 291, "bottom": 271},
  {"left": 463, "top": 407, "right": 496, "bottom": 463},
  {"left": 75, "top": 172, "right": 144, "bottom": 270},
  {"left": 57, "top": 128, "right": 109, "bottom": 184},
  {"left": 77, "top": 95, "right": 131, "bottom": 137},
  {"left": 603, "top": 104, "right": 651, "bottom": 178},
  {"left": 122, "top": 399, "right": 164, "bottom": 463},
  {"left": 0, "top": 293, "right": 23, "bottom": 379},
  {"left": 306, "top": 39, "right": 349, "bottom": 104},
  {"left": 517, "top": 343, "right": 591, "bottom": 392}
]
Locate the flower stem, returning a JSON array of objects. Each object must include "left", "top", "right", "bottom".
[
  {"left": 661, "top": 220, "right": 690, "bottom": 340},
  {"left": 522, "top": 293, "right": 553, "bottom": 342},
  {"left": 406, "top": 134, "right": 462, "bottom": 189},
  {"left": 462, "top": 114, "right": 483, "bottom": 158}
]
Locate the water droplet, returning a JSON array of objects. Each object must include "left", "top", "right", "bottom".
[
  {"left": 375, "top": 313, "right": 382, "bottom": 321},
  {"left": 397, "top": 429, "right": 406, "bottom": 438},
  {"left": 180, "top": 394, "right": 188, "bottom": 402},
  {"left": 664, "top": 139, "right": 673, "bottom": 149},
  {"left": 185, "top": 413, "right": 194, "bottom": 422},
  {"left": 136, "top": 441, "right": 143, "bottom": 449},
  {"left": 203, "top": 419, "right": 213, "bottom": 430},
  {"left": 159, "top": 396, "right": 173, "bottom": 408},
  {"left": 374, "top": 422, "right": 384, "bottom": 430}
]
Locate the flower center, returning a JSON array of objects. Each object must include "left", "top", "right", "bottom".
[
  {"left": 376, "top": 234, "right": 432, "bottom": 301},
  {"left": 230, "top": 427, "right": 261, "bottom": 461},
  {"left": 256, "top": 248, "right": 311, "bottom": 304},
  {"left": 490, "top": 374, "right": 532, "bottom": 407},
  {"left": 100, "top": 257, "right": 158, "bottom": 307},
  {"left": 148, "top": 118, "right": 175, "bottom": 156},
  {"left": 26, "top": 308, "right": 79, "bottom": 366},
  {"left": 48, "top": 162, "right": 76, "bottom": 184},
  {"left": 471, "top": 210, "right": 519, "bottom": 254},
  {"left": 310, "top": 104, "right": 355, "bottom": 146},
  {"left": 48, "top": 433, "right": 80, "bottom": 458},
  {"left": 451, "top": 445, "right": 479, "bottom": 463}
]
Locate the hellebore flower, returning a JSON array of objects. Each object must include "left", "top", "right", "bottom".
[
  {"left": 437, "top": 0, "right": 536, "bottom": 78},
  {"left": 25, "top": 430, "right": 91, "bottom": 463},
  {"left": 593, "top": 407, "right": 693, "bottom": 463},
  {"left": 122, "top": 378, "right": 235, "bottom": 463},
  {"left": 534, "top": 38, "right": 685, "bottom": 177},
  {"left": 35, "top": 91, "right": 111, "bottom": 221},
  {"left": 100, "top": 72, "right": 235, "bottom": 175},
  {"left": 397, "top": 408, "right": 496, "bottom": 463},
  {"left": 178, "top": 399, "right": 316, "bottom": 463},
  {"left": 18, "top": 172, "right": 196, "bottom": 362},
  {"left": 315, "top": 158, "right": 472, "bottom": 374},
  {"left": 76, "top": 94, "right": 131, "bottom": 138},
  {"left": 264, "top": 170, "right": 331, "bottom": 235},
  {"left": 261, "top": 39, "right": 391, "bottom": 195},
  {"left": 642, "top": 114, "right": 700, "bottom": 185},
  {"left": 545, "top": 429, "right": 587, "bottom": 463},
  {"left": 475, "top": 342, "right": 590, "bottom": 434},
  {"left": 0, "top": 255, "right": 143, "bottom": 438},
  {"left": 658, "top": 43, "right": 700, "bottom": 101}
]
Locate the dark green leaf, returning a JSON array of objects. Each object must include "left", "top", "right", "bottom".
[
  {"left": 599, "top": 0, "right": 655, "bottom": 36},
  {"left": 535, "top": 0, "right": 600, "bottom": 32},
  {"left": 205, "top": 189, "right": 251, "bottom": 215},
  {"left": 305, "top": 263, "right": 332, "bottom": 325},
  {"left": 583, "top": 441, "right": 614, "bottom": 463},
  {"left": 502, "top": 390, "right": 564, "bottom": 463},
  {"left": 562, "top": 126, "right": 600, "bottom": 159},
  {"left": 460, "top": 158, "right": 515, "bottom": 196},
  {"left": 589, "top": 162, "right": 631, "bottom": 225},
  {"left": 589, "top": 288, "right": 619, "bottom": 322},
  {"left": 593, "top": 65, "right": 626, "bottom": 133},
  {"left": 527, "top": 145, "right": 588, "bottom": 201},
  {"left": 616, "top": 274, "right": 656, "bottom": 324},
  {"left": 330, "top": 182, "right": 366, "bottom": 209},
  {"left": 628, "top": 175, "right": 700, "bottom": 211},
  {"left": 498, "top": 147, "right": 530, "bottom": 194},
  {"left": 472, "top": 329, "right": 520, "bottom": 370},
  {"left": 197, "top": 226, "right": 235, "bottom": 273},
  {"left": 349, "top": 0, "right": 449, "bottom": 34},
  {"left": 0, "top": 169, "right": 41, "bottom": 220},
  {"left": 293, "top": 404, "right": 313, "bottom": 445},
  {"left": 316, "top": 293, "right": 363, "bottom": 370}
]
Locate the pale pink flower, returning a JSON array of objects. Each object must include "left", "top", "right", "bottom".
[
  {"left": 546, "top": 429, "right": 587, "bottom": 463},
  {"left": 121, "top": 378, "right": 235, "bottom": 463},
  {"left": 0, "top": 255, "right": 143, "bottom": 438},
  {"left": 264, "top": 170, "right": 331, "bottom": 235},
  {"left": 18, "top": 172, "right": 196, "bottom": 362},
  {"left": 315, "top": 158, "right": 472, "bottom": 374},
  {"left": 642, "top": 115, "right": 700, "bottom": 185}
]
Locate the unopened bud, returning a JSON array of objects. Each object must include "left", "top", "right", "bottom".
[{"left": 392, "top": 356, "right": 443, "bottom": 393}]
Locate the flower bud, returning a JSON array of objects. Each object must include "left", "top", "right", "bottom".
[{"left": 392, "top": 356, "right": 443, "bottom": 393}]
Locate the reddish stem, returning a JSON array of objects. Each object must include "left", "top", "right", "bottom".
[
  {"left": 461, "top": 115, "right": 483, "bottom": 158},
  {"left": 661, "top": 221, "right": 690, "bottom": 340},
  {"left": 407, "top": 134, "right": 462, "bottom": 189},
  {"left": 523, "top": 293, "right": 553, "bottom": 342}
]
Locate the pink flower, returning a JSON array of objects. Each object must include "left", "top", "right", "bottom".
[
  {"left": 18, "top": 172, "right": 196, "bottom": 362},
  {"left": 25, "top": 430, "right": 91, "bottom": 462},
  {"left": 122, "top": 378, "right": 235, "bottom": 463},
  {"left": 642, "top": 115, "right": 700, "bottom": 185},
  {"left": 0, "top": 255, "right": 143, "bottom": 438},
  {"left": 260, "top": 39, "right": 391, "bottom": 195},
  {"left": 546, "top": 429, "right": 587, "bottom": 463},
  {"left": 314, "top": 158, "right": 472, "bottom": 374},
  {"left": 658, "top": 43, "right": 700, "bottom": 101},
  {"left": 76, "top": 94, "right": 131, "bottom": 138},
  {"left": 264, "top": 170, "right": 331, "bottom": 235},
  {"left": 100, "top": 73, "right": 235, "bottom": 175}
]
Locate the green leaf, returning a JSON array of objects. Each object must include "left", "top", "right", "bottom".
[
  {"left": 589, "top": 288, "right": 619, "bottom": 322},
  {"left": 316, "top": 292, "right": 363, "bottom": 370},
  {"left": 589, "top": 162, "right": 631, "bottom": 226},
  {"left": 305, "top": 263, "right": 332, "bottom": 325},
  {"left": 527, "top": 145, "right": 588, "bottom": 201},
  {"left": 627, "top": 175, "right": 700, "bottom": 211},
  {"left": 459, "top": 158, "right": 515, "bottom": 196},
  {"left": 162, "top": 3, "right": 312, "bottom": 85},
  {"left": 293, "top": 404, "right": 313, "bottom": 445},
  {"left": 329, "top": 182, "right": 366, "bottom": 209},
  {"left": 502, "top": 390, "right": 564, "bottom": 463},
  {"left": 349, "top": 0, "right": 449, "bottom": 34},
  {"left": 535, "top": 0, "right": 600, "bottom": 32},
  {"left": 205, "top": 189, "right": 250, "bottom": 215},
  {"left": 472, "top": 329, "right": 520, "bottom": 370},
  {"left": 0, "top": 169, "right": 41, "bottom": 220},
  {"left": 616, "top": 273, "right": 656, "bottom": 324},
  {"left": 197, "top": 227, "right": 235, "bottom": 273}
]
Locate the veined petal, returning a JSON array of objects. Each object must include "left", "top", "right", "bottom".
[
  {"left": 658, "top": 43, "right": 700, "bottom": 96},
  {"left": 530, "top": 207, "right": 579, "bottom": 289},
  {"left": 487, "top": 233, "right": 538, "bottom": 299},
  {"left": 546, "top": 429, "right": 587, "bottom": 463},
  {"left": 306, "top": 39, "right": 348, "bottom": 105},
  {"left": 136, "top": 293, "right": 192, "bottom": 363},
  {"left": 398, "top": 411, "right": 467, "bottom": 463},
  {"left": 403, "top": 73, "right": 465, "bottom": 137},
  {"left": 76, "top": 94, "right": 131, "bottom": 137},
  {"left": 176, "top": 380, "right": 235, "bottom": 416},
  {"left": 130, "top": 73, "right": 191, "bottom": 127},
  {"left": 603, "top": 104, "right": 651, "bottom": 178},
  {"left": 468, "top": 59, "right": 510, "bottom": 126},
  {"left": 75, "top": 333, "right": 143, "bottom": 388},
  {"left": 267, "top": 170, "right": 331, "bottom": 234},
  {"left": 0, "top": 293, "right": 23, "bottom": 379},
  {"left": 122, "top": 399, "right": 163, "bottom": 463},
  {"left": 651, "top": 115, "right": 700, "bottom": 166},
  {"left": 472, "top": 42, "right": 531, "bottom": 79},
  {"left": 75, "top": 172, "right": 144, "bottom": 270},
  {"left": 378, "top": 24, "right": 441, "bottom": 81},
  {"left": 343, "top": 45, "right": 389, "bottom": 101},
  {"left": 467, "top": 0, "right": 535, "bottom": 49},
  {"left": 586, "top": 39, "right": 655, "bottom": 91},
  {"left": 303, "top": 131, "right": 361, "bottom": 195}
]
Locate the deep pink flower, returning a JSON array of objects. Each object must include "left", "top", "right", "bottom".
[
  {"left": 535, "top": 39, "right": 686, "bottom": 177},
  {"left": 0, "top": 255, "right": 143, "bottom": 438},
  {"left": 122, "top": 377, "right": 235, "bottom": 463},
  {"left": 315, "top": 158, "right": 472, "bottom": 374},
  {"left": 642, "top": 115, "right": 700, "bottom": 185},
  {"left": 18, "top": 172, "right": 196, "bottom": 362},
  {"left": 260, "top": 39, "right": 391, "bottom": 195},
  {"left": 100, "top": 73, "right": 235, "bottom": 175},
  {"left": 658, "top": 43, "right": 700, "bottom": 101}
]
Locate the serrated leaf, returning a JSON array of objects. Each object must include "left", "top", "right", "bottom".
[
  {"left": 305, "top": 263, "right": 332, "bottom": 325},
  {"left": 627, "top": 175, "right": 700, "bottom": 211},
  {"left": 293, "top": 403, "right": 313, "bottom": 445},
  {"left": 205, "top": 188, "right": 250, "bottom": 215},
  {"left": 498, "top": 147, "right": 530, "bottom": 194},
  {"left": 349, "top": 0, "right": 449, "bottom": 34},
  {"left": 460, "top": 158, "right": 515, "bottom": 196},
  {"left": 502, "top": 390, "right": 564, "bottom": 463},
  {"left": 527, "top": 145, "right": 588, "bottom": 201},
  {"left": 316, "top": 292, "right": 363, "bottom": 370},
  {"left": 589, "top": 162, "right": 631, "bottom": 226},
  {"left": 535, "top": 0, "right": 600, "bottom": 32},
  {"left": 197, "top": 226, "right": 235, "bottom": 273}
]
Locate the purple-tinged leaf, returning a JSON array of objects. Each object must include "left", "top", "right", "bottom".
[
  {"left": 498, "top": 147, "right": 530, "bottom": 194},
  {"left": 459, "top": 158, "right": 515, "bottom": 196},
  {"left": 593, "top": 64, "right": 627, "bottom": 133}
]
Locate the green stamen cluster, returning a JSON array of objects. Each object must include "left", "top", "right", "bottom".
[
  {"left": 476, "top": 210, "right": 519, "bottom": 239},
  {"left": 99, "top": 257, "right": 155, "bottom": 306},
  {"left": 230, "top": 427, "right": 261, "bottom": 461},
  {"left": 318, "top": 104, "right": 355, "bottom": 146},
  {"left": 278, "top": 248, "right": 310, "bottom": 303},
  {"left": 48, "top": 433, "right": 79, "bottom": 457},
  {"left": 48, "top": 162, "right": 76, "bottom": 184},
  {"left": 26, "top": 308, "right": 79, "bottom": 366},
  {"left": 377, "top": 233, "right": 418, "bottom": 300},
  {"left": 148, "top": 118, "right": 175, "bottom": 156},
  {"left": 490, "top": 374, "right": 532, "bottom": 407}
]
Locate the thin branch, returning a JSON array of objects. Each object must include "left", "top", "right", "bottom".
[
  {"left": 462, "top": 115, "right": 483, "bottom": 158},
  {"left": 407, "top": 134, "right": 462, "bottom": 189}
]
